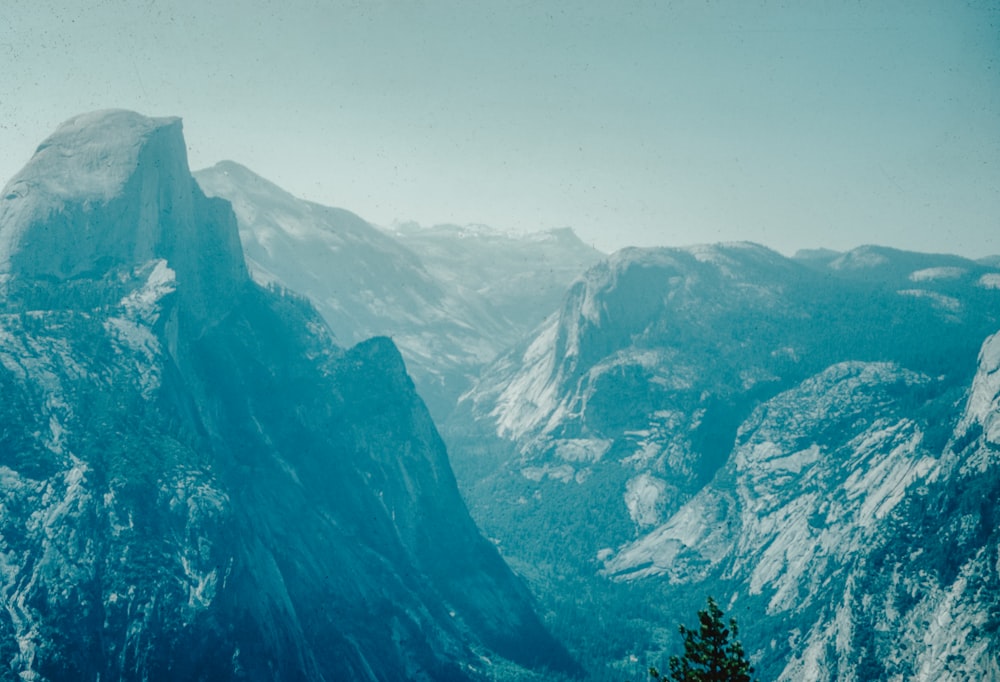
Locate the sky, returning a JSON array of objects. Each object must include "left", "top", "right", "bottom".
[{"left": 1, "top": 1, "right": 998, "bottom": 258}]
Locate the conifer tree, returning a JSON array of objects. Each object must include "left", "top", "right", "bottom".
[{"left": 649, "top": 596, "right": 756, "bottom": 682}]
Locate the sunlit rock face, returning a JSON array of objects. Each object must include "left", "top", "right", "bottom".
[
  {"left": 0, "top": 110, "right": 575, "bottom": 682},
  {"left": 0, "top": 110, "right": 246, "bottom": 328},
  {"left": 448, "top": 241, "right": 1000, "bottom": 679}
]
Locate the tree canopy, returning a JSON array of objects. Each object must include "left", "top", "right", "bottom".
[{"left": 650, "top": 596, "right": 756, "bottom": 682}]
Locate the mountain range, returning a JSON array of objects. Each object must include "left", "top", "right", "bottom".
[
  {"left": 0, "top": 110, "right": 574, "bottom": 681},
  {"left": 446, "top": 242, "right": 1000, "bottom": 679},
  {"left": 2, "top": 109, "right": 999, "bottom": 681},
  {"left": 185, "top": 139, "right": 1000, "bottom": 682}
]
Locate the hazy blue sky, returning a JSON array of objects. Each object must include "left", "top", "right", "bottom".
[{"left": 2, "top": 1, "right": 998, "bottom": 257}]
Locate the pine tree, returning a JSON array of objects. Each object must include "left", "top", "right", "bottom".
[{"left": 649, "top": 596, "right": 756, "bottom": 682}]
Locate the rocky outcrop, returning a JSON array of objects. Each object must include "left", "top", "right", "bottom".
[{"left": 447, "top": 242, "right": 1000, "bottom": 679}]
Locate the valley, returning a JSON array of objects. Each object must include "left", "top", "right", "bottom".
[{"left": 1, "top": 110, "right": 998, "bottom": 681}]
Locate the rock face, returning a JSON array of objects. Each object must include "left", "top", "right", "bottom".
[
  {"left": 193, "top": 163, "right": 602, "bottom": 422},
  {"left": 448, "top": 242, "right": 1000, "bottom": 679},
  {"left": 0, "top": 111, "right": 574, "bottom": 681},
  {"left": 0, "top": 111, "right": 246, "bottom": 327}
]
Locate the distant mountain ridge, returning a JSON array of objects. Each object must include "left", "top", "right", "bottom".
[
  {"left": 385, "top": 221, "right": 603, "bottom": 335},
  {"left": 195, "top": 163, "right": 602, "bottom": 421},
  {"left": 0, "top": 110, "right": 574, "bottom": 681}
]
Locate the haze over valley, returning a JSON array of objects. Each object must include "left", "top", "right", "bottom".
[{"left": 2, "top": 2, "right": 998, "bottom": 679}]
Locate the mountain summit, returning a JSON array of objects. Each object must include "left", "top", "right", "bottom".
[
  {"left": 0, "top": 111, "right": 574, "bottom": 681},
  {"left": 0, "top": 110, "right": 247, "bottom": 328}
]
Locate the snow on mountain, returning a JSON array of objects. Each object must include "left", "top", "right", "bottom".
[
  {"left": 195, "top": 164, "right": 601, "bottom": 422},
  {"left": 386, "top": 221, "right": 603, "bottom": 334},
  {"left": 446, "top": 241, "right": 1000, "bottom": 678},
  {"left": 0, "top": 111, "right": 576, "bottom": 681}
]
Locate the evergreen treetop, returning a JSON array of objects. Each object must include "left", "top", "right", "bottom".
[{"left": 650, "top": 596, "right": 756, "bottom": 682}]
